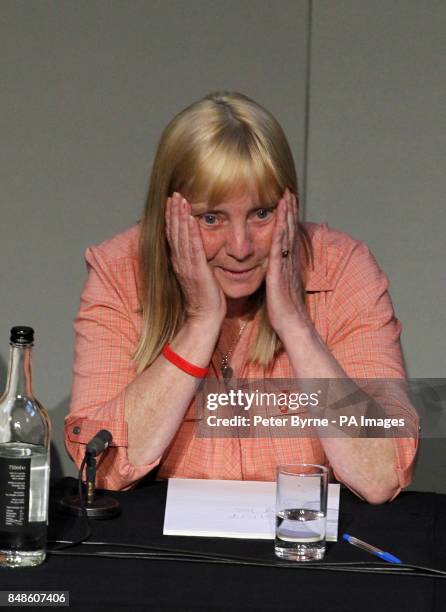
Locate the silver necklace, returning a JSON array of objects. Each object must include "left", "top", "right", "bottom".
[{"left": 220, "top": 321, "right": 249, "bottom": 385}]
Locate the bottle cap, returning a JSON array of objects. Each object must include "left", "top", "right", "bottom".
[{"left": 10, "top": 326, "right": 34, "bottom": 345}]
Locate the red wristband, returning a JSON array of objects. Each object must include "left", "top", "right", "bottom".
[{"left": 162, "top": 344, "right": 209, "bottom": 378}]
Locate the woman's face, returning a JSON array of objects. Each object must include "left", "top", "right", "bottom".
[{"left": 190, "top": 191, "right": 280, "bottom": 300}]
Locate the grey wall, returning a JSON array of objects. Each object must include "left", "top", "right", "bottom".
[
  {"left": 0, "top": 1, "right": 444, "bottom": 490},
  {"left": 305, "top": 0, "right": 446, "bottom": 492},
  {"left": 306, "top": 0, "right": 446, "bottom": 378}
]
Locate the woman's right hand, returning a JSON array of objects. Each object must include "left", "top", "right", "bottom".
[{"left": 165, "top": 192, "right": 227, "bottom": 325}]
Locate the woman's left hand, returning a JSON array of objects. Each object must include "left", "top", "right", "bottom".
[{"left": 265, "top": 189, "right": 309, "bottom": 338}]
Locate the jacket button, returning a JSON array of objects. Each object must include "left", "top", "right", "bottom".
[{"left": 73, "top": 426, "right": 81, "bottom": 434}]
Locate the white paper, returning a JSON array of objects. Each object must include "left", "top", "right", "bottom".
[{"left": 163, "top": 478, "right": 340, "bottom": 541}]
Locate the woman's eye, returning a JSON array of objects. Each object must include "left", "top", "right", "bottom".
[
  {"left": 200, "top": 214, "right": 218, "bottom": 226},
  {"left": 254, "top": 207, "right": 273, "bottom": 220}
]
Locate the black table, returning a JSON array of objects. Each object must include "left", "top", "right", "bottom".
[{"left": 1, "top": 478, "right": 446, "bottom": 612}]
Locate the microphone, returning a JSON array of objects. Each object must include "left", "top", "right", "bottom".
[
  {"left": 86, "top": 429, "right": 112, "bottom": 457},
  {"left": 60, "top": 428, "right": 120, "bottom": 519}
]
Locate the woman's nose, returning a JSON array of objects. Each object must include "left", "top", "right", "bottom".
[{"left": 225, "top": 225, "right": 255, "bottom": 261}]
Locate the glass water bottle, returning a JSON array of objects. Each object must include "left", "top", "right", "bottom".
[{"left": 0, "top": 326, "right": 51, "bottom": 567}]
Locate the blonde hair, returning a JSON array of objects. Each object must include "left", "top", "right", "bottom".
[{"left": 134, "top": 91, "right": 313, "bottom": 373}]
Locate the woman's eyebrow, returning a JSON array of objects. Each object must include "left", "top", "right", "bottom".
[
  {"left": 191, "top": 203, "right": 275, "bottom": 214},
  {"left": 190, "top": 204, "right": 216, "bottom": 215}
]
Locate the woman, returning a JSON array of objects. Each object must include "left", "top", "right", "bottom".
[{"left": 64, "top": 91, "right": 418, "bottom": 502}]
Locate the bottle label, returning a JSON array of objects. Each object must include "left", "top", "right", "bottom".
[{"left": 0, "top": 457, "right": 31, "bottom": 531}]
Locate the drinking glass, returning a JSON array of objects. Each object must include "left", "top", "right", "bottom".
[{"left": 275, "top": 464, "right": 328, "bottom": 561}]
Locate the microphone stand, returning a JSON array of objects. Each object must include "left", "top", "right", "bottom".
[{"left": 60, "top": 451, "right": 121, "bottom": 519}]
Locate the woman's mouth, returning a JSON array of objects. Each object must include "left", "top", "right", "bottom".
[{"left": 218, "top": 266, "right": 258, "bottom": 279}]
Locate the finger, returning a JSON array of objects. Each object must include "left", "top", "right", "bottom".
[
  {"left": 177, "top": 196, "right": 191, "bottom": 263},
  {"left": 188, "top": 209, "right": 207, "bottom": 265},
  {"left": 292, "top": 194, "right": 302, "bottom": 273},
  {"left": 293, "top": 191, "right": 299, "bottom": 221},
  {"left": 285, "top": 193, "right": 301, "bottom": 285},
  {"left": 270, "top": 198, "right": 287, "bottom": 265},
  {"left": 287, "top": 191, "right": 296, "bottom": 246},
  {"left": 165, "top": 197, "right": 172, "bottom": 243},
  {"left": 283, "top": 204, "right": 290, "bottom": 258},
  {"left": 271, "top": 197, "right": 284, "bottom": 246},
  {"left": 279, "top": 194, "right": 289, "bottom": 260},
  {"left": 167, "top": 195, "right": 184, "bottom": 279},
  {"left": 170, "top": 192, "right": 180, "bottom": 252},
  {"left": 286, "top": 194, "right": 297, "bottom": 272},
  {"left": 165, "top": 197, "right": 177, "bottom": 259}
]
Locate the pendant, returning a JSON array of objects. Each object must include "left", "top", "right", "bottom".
[{"left": 221, "top": 364, "right": 233, "bottom": 385}]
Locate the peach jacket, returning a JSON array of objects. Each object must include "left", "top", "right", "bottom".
[{"left": 64, "top": 222, "right": 418, "bottom": 491}]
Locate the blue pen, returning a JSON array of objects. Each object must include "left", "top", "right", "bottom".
[{"left": 342, "top": 533, "right": 403, "bottom": 564}]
